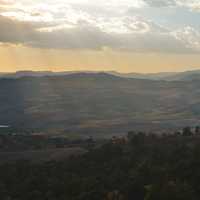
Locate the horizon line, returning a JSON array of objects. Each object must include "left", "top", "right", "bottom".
[{"left": 0, "top": 68, "right": 200, "bottom": 75}]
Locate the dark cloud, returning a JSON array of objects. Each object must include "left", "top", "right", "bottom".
[
  {"left": 0, "top": 16, "right": 36, "bottom": 44},
  {"left": 0, "top": 16, "right": 115, "bottom": 49}
]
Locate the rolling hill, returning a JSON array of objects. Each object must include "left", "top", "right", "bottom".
[
  {"left": 109, "top": 70, "right": 200, "bottom": 81},
  {"left": 0, "top": 72, "right": 200, "bottom": 137},
  {"left": 1, "top": 69, "right": 200, "bottom": 81}
]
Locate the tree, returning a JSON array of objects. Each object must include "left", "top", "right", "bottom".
[
  {"left": 182, "top": 127, "right": 193, "bottom": 136},
  {"left": 195, "top": 126, "right": 200, "bottom": 135},
  {"left": 145, "top": 181, "right": 197, "bottom": 200}
]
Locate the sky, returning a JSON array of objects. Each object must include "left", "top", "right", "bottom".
[{"left": 0, "top": 0, "right": 200, "bottom": 73}]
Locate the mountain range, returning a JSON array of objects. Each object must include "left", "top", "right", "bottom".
[
  {"left": 0, "top": 71, "right": 200, "bottom": 137},
  {"left": 1, "top": 69, "right": 200, "bottom": 81}
]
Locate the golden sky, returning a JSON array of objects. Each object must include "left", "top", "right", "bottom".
[
  {"left": 0, "top": 0, "right": 200, "bottom": 73},
  {"left": 1, "top": 45, "right": 200, "bottom": 73}
]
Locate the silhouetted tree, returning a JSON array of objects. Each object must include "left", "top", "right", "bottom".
[
  {"left": 182, "top": 127, "right": 193, "bottom": 136},
  {"left": 195, "top": 126, "right": 200, "bottom": 135}
]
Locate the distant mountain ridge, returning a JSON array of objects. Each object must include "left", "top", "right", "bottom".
[
  {"left": 1, "top": 69, "right": 200, "bottom": 81},
  {"left": 109, "top": 70, "right": 200, "bottom": 81},
  {"left": 1, "top": 72, "right": 200, "bottom": 137},
  {"left": 0, "top": 71, "right": 111, "bottom": 78}
]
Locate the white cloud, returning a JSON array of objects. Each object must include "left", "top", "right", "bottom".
[
  {"left": 172, "top": 26, "right": 200, "bottom": 51},
  {"left": 0, "top": 0, "right": 15, "bottom": 4},
  {"left": 0, "top": 0, "right": 199, "bottom": 53},
  {"left": 143, "top": 0, "right": 200, "bottom": 11},
  {"left": 177, "top": 0, "right": 200, "bottom": 11}
]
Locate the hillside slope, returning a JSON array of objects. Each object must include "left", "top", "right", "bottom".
[{"left": 0, "top": 73, "right": 200, "bottom": 136}]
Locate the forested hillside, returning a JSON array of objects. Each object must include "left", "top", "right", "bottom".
[{"left": 1, "top": 132, "right": 200, "bottom": 200}]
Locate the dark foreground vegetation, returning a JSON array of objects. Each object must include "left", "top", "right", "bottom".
[{"left": 1, "top": 129, "right": 200, "bottom": 200}]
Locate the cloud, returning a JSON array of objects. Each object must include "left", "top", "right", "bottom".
[
  {"left": 143, "top": 0, "right": 200, "bottom": 11},
  {"left": 178, "top": 0, "right": 200, "bottom": 12},
  {"left": 172, "top": 26, "right": 200, "bottom": 51},
  {"left": 0, "top": 14, "right": 198, "bottom": 54},
  {"left": 143, "top": 0, "right": 176, "bottom": 7},
  {"left": 0, "top": 0, "right": 199, "bottom": 54},
  {"left": 0, "top": 15, "right": 36, "bottom": 44},
  {"left": 0, "top": 0, "right": 14, "bottom": 5}
]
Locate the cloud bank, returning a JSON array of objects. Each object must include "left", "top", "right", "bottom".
[{"left": 0, "top": 0, "right": 199, "bottom": 53}]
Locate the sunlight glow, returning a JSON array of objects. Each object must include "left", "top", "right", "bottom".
[{"left": 0, "top": 0, "right": 200, "bottom": 72}]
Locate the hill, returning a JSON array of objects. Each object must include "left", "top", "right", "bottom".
[
  {"left": 109, "top": 70, "right": 200, "bottom": 81},
  {"left": 1, "top": 69, "right": 200, "bottom": 82},
  {"left": 0, "top": 72, "right": 200, "bottom": 137}
]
